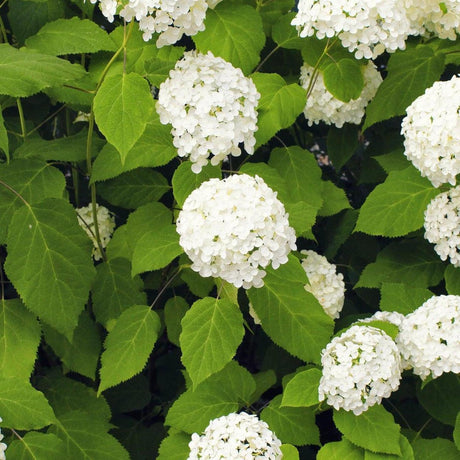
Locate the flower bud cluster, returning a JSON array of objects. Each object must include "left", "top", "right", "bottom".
[
  {"left": 157, "top": 51, "right": 260, "bottom": 173},
  {"left": 76, "top": 204, "right": 115, "bottom": 261},
  {"left": 300, "top": 250, "right": 345, "bottom": 319},
  {"left": 187, "top": 412, "right": 282, "bottom": 459},
  {"left": 318, "top": 325, "right": 402, "bottom": 415},
  {"left": 176, "top": 174, "right": 297, "bottom": 289},
  {"left": 401, "top": 76, "right": 460, "bottom": 187},
  {"left": 299, "top": 61, "right": 382, "bottom": 128}
]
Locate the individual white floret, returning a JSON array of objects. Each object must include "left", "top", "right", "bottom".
[
  {"left": 401, "top": 76, "right": 460, "bottom": 187},
  {"left": 176, "top": 174, "right": 297, "bottom": 289},
  {"left": 76, "top": 204, "right": 115, "bottom": 261},
  {"left": 301, "top": 250, "right": 345, "bottom": 319},
  {"left": 299, "top": 61, "right": 382, "bottom": 128},
  {"left": 396, "top": 295, "right": 460, "bottom": 379},
  {"left": 89, "top": 0, "right": 118, "bottom": 22},
  {"left": 157, "top": 51, "right": 260, "bottom": 173},
  {"left": 0, "top": 419, "right": 6, "bottom": 460},
  {"left": 187, "top": 412, "right": 283, "bottom": 459},
  {"left": 292, "top": 0, "right": 415, "bottom": 59},
  {"left": 424, "top": 186, "right": 460, "bottom": 266},
  {"left": 319, "top": 325, "right": 402, "bottom": 415}
]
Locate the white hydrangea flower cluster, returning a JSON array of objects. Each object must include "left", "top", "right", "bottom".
[
  {"left": 299, "top": 61, "right": 382, "bottom": 128},
  {"left": 319, "top": 325, "right": 402, "bottom": 415},
  {"left": 292, "top": 0, "right": 415, "bottom": 59},
  {"left": 157, "top": 51, "right": 260, "bottom": 173},
  {"left": 401, "top": 76, "right": 460, "bottom": 187},
  {"left": 187, "top": 412, "right": 283, "bottom": 460},
  {"left": 0, "top": 420, "right": 6, "bottom": 460},
  {"left": 300, "top": 250, "right": 345, "bottom": 319},
  {"left": 424, "top": 186, "right": 460, "bottom": 266},
  {"left": 396, "top": 295, "right": 460, "bottom": 379},
  {"left": 76, "top": 204, "right": 115, "bottom": 261},
  {"left": 176, "top": 174, "right": 297, "bottom": 289}
]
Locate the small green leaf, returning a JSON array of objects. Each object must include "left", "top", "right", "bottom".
[
  {"left": 99, "top": 305, "right": 161, "bottom": 394},
  {"left": 445, "top": 265, "right": 460, "bottom": 295},
  {"left": 7, "top": 432, "right": 66, "bottom": 459},
  {"left": 380, "top": 283, "right": 433, "bottom": 315},
  {"left": 252, "top": 73, "right": 306, "bottom": 147},
  {"left": 25, "top": 17, "right": 116, "bottom": 55},
  {"left": 258, "top": 0, "right": 294, "bottom": 35},
  {"left": 411, "top": 438, "right": 459, "bottom": 460},
  {"left": 158, "top": 431, "right": 191, "bottom": 460},
  {"left": 326, "top": 124, "right": 359, "bottom": 171},
  {"left": 193, "top": 3, "right": 265, "bottom": 74},
  {"left": 333, "top": 405, "right": 401, "bottom": 455},
  {"left": 285, "top": 200, "right": 318, "bottom": 237},
  {"left": 250, "top": 370, "right": 277, "bottom": 404},
  {"left": 317, "top": 439, "right": 364, "bottom": 460},
  {"left": 180, "top": 297, "right": 244, "bottom": 388},
  {"left": 454, "top": 413, "right": 460, "bottom": 450},
  {"left": 261, "top": 395, "right": 320, "bottom": 446},
  {"left": 364, "top": 435, "right": 414, "bottom": 460},
  {"left": 272, "top": 13, "right": 305, "bottom": 49},
  {"left": 93, "top": 72, "right": 154, "bottom": 162},
  {"left": 281, "top": 368, "right": 321, "bottom": 407},
  {"left": 280, "top": 444, "right": 300, "bottom": 460},
  {"left": 318, "top": 181, "right": 351, "bottom": 217},
  {"left": 132, "top": 225, "right": 183, "bottom": 276},
  {"left": 164, "top": 296, "right": 189, "bottom": 347},
  {"left": 355, "top": 166, "right": 438, "bottom": 237},
  {"left": 323, "top": 59, "right": 364, "bottom": 102}
]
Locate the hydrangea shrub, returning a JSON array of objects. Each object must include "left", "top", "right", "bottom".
[{"left": 0, "top": 0, "right": 459, "bottom": 459}]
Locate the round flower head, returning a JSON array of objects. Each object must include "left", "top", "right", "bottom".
[
  {"left": 396, "top": 295, "right": 460, "bottom": 379},
  {"left": 76, "top": 204, "right": 115, "bottom": 261},
  {"left": 187, "top": 412, "right": 282, "bottom": 459},
  {"left": 176, "top": 174, "right": 297, "bottom": 289},
  {"left": 157, "top": 51, "right": 260, "bottom": 173},
  {"left": 401, "top": 76, "right": 460, "bottom": 187},
  {"left": 424, "top": 186, "right": 460, "bottom": 266},
  {"left": 301, "top": 250, "right": 345, "bottom": 319},
  {"left": 319, "top": 325, "right": 402, "bottom": 415},
  {"left": 300, "top": 61, "right": 382, "bottom": 128},
  {"left": 0, "top": 418, "right": 6, "bottom": 460},
  {"left": 291, "top": 0, "right": 414, "bottom": 59}
]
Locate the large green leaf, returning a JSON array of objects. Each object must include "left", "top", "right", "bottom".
[
  {"left": 166, "top": 361, "right": 256, "bottom": 434},
  {"left": 0, "top": 43, "right": 85, "bottom": 97},
  {"left": 247, "top": 255, "right": 334, "bottom": 363},
  {"left": 193, "top": 3, "right": 265, "bottom": 74},
  {"left": 355, "top": 167, "right": 438, "bottom": 237},
  {"left": 317, "top": 439, "right": 364, "bottom": 460},
  {"left": 0, "top": 378, "right": 55, "bottom": 430},
  {"left": 180, "top": 297, "right": 244, "bottom": 388},
  {"left": 5, "top": 198, "right": 96, "bottom": 337},
  {"left": 322, "top": 59, "right": 364, "bottom": 102},
  {"left": 99, "top": 305, "right": 161, "bottom": 394},
  {"left": 333, "top": 405, "right": 401, "bottom": 455},
  {"left": 0, "top": 158, "right": 66, "bottom": 243},
  {"left": 411, "top": 438, "right": 459, "bottom": 460},
  {"left": 364, "top": 46, "right": 445, "bottom": 129},
  {"left": 281, "top": 368, "right": 321, "bottom": 408},
  {"left": 93, "top": 72, "right": 154, "bottom": 162},
  {"left": 25, "top": 17, "right": 116, "bottom": 55},
  {"left": 7, "top": 432, "right": 66, "bottom": 460},
  {"left": 251, "top": 73, "right": 306, "bottom": 147},
  {"left": 0, "top": 298, "right": 41, "bottom": 380}
]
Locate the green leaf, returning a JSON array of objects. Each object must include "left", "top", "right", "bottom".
[
  {"left": 355, "top": 167, "right": 438, "bottom": 237},
  {"left": 7, "top": 432, "right": 66, "bottom": 460},
  {"left": 166, "top": 361, "right": 256, "bottom": 434},
  {"left": 0, "top": 298, "right": 40, "bottom": 380},
  {"left": 0, "top": 108, "right": 8, "bottom": 160},
  {"left": 380, "top": 283, "right": 433, "bottom": 315},
  {"left": 5, "top": 198, "right": 96, "bottom": 337},
  {"left": 323, "top": 209, "right": 359, "bottom": 259},
  {"left": 43, "top": 311, "right": 101, "bottom": 380},
  {"left": 445, "top": 265, "right": 460, "bottom": 295},
  {"left": 0, "top": 378, "right": 55, "bottom": 430},
  {"left": 144, "top": 45, "right": 185, "bottom": 86},
  {"left": 99, "top": 305, "right": 161, "bottom": 394},
  {"left": 165, "top": 296, "right": 189, "bottom": 347},
  {"left": 272, "top": 13, "right": 305, "bottom": 49},
  {"left": 0, "top": 158, "right": 66, "bottom": 243},
  {"left": 317, "top": 438, "right": 364, "bottom": 460},
  {"left": 318, "top": 181, "right": 351, "bottom": 217},
  {"left": 261, "top": 395, "right": 320, "bottom": 446},
  {"left": 98, "top": 168, "right": 170, "bottom": 209},
  {"left": 323, "top": 59, "right": 364, "bottom": 102},
  {"left": 0, "top": 43, "right": 85, "bottom": 97},
  {"left": 93, "top": 73, "right": 154, "bottom": 162},
  {"left": 172, "top": 162, "right": 221, "bottom": 208},
  {"left": 333, "top": 405, "right": 401, "bottom": 455},
  {"left": 373, "top": 149, "right": 411, "bottom": 173},
  {"left": 247, "top": 255, "right": 334, "bottom": 363},
  {"left": 157, "top": 431, "right": 191, "bottom": 460},
  {"left": 259, "top": 0, "right": 294, "bottom": 35},
  {"left": 50, "top": 410, "right": 130, "bottom": 460},
  {"left": 91, "top": 119, "right": 176, "bottom": 183},
  {"left": 326, "top": 124, "right": 359, "bottom": 171},
  {"left": 364, "top": 435, "right": 414, "bottom": 460},
  {"left": 454, "top": 413, "right": 460, "bottom": 450},
  {"left": 132, "top": 225, "right": 183, "bottom": 276},
  {"left": 364, "top": 46, "right": 445, "bottom": 129},
  {"left": 281, "top": 368, "right": 321, "bottom": 407},
  {"left": 180, "top": 297, "right": 244, "bottom": 388},
  {"left": 411, "top": 438, "right": 459, "bottom": 460},
  {"left": 25, "top": 17, "right": 116, "bottom": 55},
  {"left": 251, "top": 73, "right": 306, "bottom": 147},
  {"left": 356, "top": 239, "right": 445, "bottom": 289},
  {"left": 285, "top": 201, "right": 318, "bottom": 238},
  {"left": 91, "top": 258, "right": 146, "bottom": 329},
  {"left": 250, "top": 370, "right": 277, "bottom": 404},
  {"left": 280, "top": 444, "right": 300, "bottom": 460},
  {"left": 193, "top": 3, "right": 265, "bottom": 74}
]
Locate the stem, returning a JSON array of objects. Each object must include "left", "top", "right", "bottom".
[
  {"left": 0, "top": 15, "right": 7, "bottom": 43},
  {"left": 149, "top": 267, "right": 183, "bottom": 309},
  {"left": 0, "top": 178, "right": 30, "bottom": 207},
  {"left": 412, "top": 418, "right": 432, "bottom": 442},
  {"left": 254, "top": 45, "right": 280, "bottom": 73},
  {"left": 26, "top": 104, "right": 67, "bottom": 137},
  {"left": 16, "top": 98, "right": 27, "bottom": 143}
]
